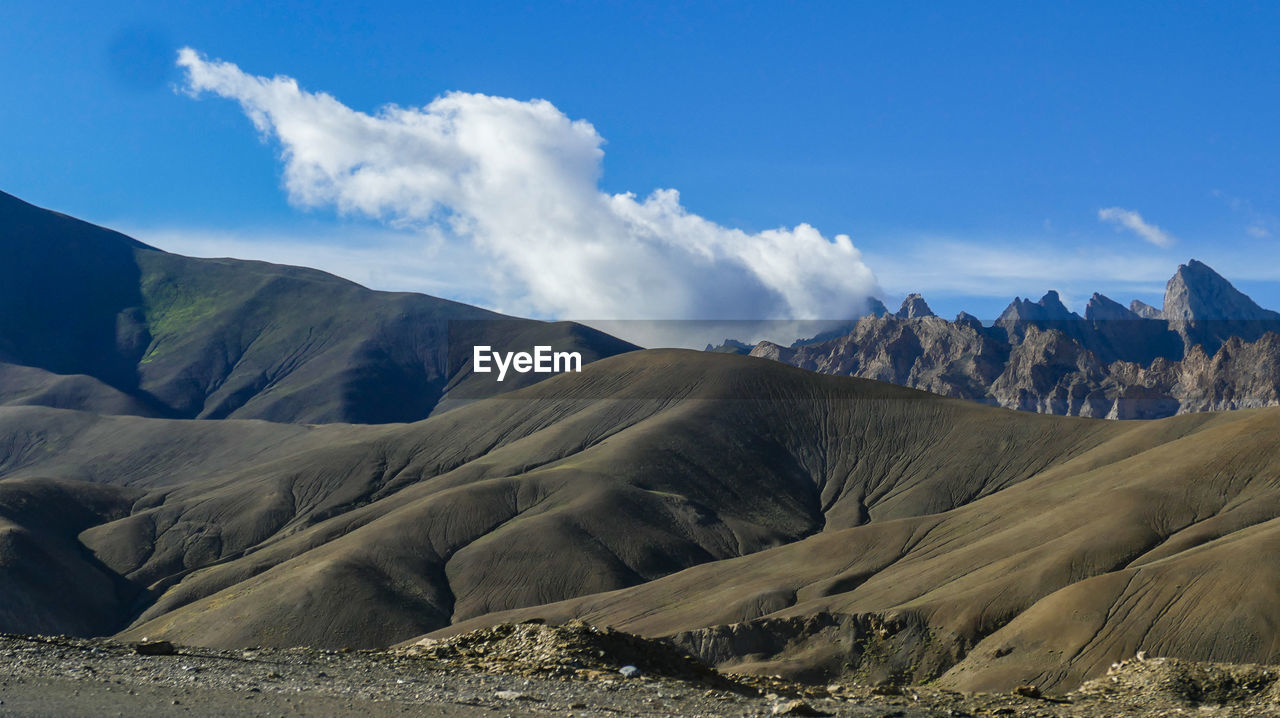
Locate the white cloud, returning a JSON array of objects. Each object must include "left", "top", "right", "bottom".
[
  {"left": 115, "top": 225, "right": 857, "bottom": 349},
  {"left": 1097, "top": 207, "right": 1176, "bottom": 248},
  {"left": 175, "top": 48, "right": 879, "bottom": 322}
]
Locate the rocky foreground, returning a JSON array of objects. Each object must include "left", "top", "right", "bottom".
[{"left": 1, "top": 624, "right": 1278, "bottom": 717}]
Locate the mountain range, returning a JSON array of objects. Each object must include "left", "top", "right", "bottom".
[
  {"left": 737, "top": 260, "right": 1280, "bottom": 418},
  {"left": 2, "top": 190, "right": 1279, "bottom": 696}
]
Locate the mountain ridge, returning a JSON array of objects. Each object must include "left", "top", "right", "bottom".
[
  {"left": 744, "top": 259, "right": 1280, "bottom": 418},
  {"left": 0, "top": 190, "right": 637, "bottom": 423}
]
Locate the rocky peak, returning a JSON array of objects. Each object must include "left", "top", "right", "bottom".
[
  {"left": 1038, "top": 290, "right": 1079, "bottom": 320},
  {"left": 1129, "top": 300, "right": 1162, "bottom": 319},
  {"left": 865, "top": 297, "right": 890, "bottom": 316},
  {"left": 955, "top": 311, "right": 983, "bottom": 331},
  {"left": 1085, "top": 293, "right": 1140, "bottom": 322},
  {"left": 1163, "top": 259, "right": 1279, "bottom": 322},
  {"left": 998, "top": 290, "right": 1081, "bottom": 324},
  {"left": 895, "top": 293, "right": 936, "bottom": 319}
]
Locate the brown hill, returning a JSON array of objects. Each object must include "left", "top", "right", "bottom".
[
  {"left": 421, "top": 392, "right": 1280, "bottom": 692},
  {"left": 2, "top": 349, "right": 1278, "bottom": 693}
]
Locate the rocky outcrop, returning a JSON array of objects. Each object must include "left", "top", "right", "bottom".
[
  {"left": 668, "top": 612, "right": 953, "bottom": 685},
  {"left": 400, "top": 621, "right": 737, "bottom": 687},
  {"left": 745, "top": 261, "right": 1280, "bottom": 419}
]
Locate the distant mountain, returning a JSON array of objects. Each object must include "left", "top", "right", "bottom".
[
  {"left": 0, "top": 191, "right": 636, "bottom": 423},
  {"left": 745, "top": 260, "right": 1280, "bottom": 418}
]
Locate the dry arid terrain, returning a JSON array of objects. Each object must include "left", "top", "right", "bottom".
[
  {"left": 7, "top": 348, "right": 1280, "bottom": 701},
  {"left": 3, "top": 192, "right": 1280, "bottom": 716}
]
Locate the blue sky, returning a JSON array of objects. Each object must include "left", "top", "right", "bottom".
[{"left": 5, "top": 1, "right": 1280, "bottom": 336}]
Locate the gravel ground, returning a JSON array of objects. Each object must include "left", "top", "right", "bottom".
[
  {"left": 1, "top": 632, "right": 1277, "bottom": 717},
  {"left": 0, "top": 634, "right": 946, "bottom": 718}
]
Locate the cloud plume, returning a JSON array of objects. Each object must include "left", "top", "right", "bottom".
[
  {"left": 1097, "top": 207, "right": 1176, "bottom": 248},
  {"left": 176, "top": 48, "right": 878, "bottom": 322}
]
